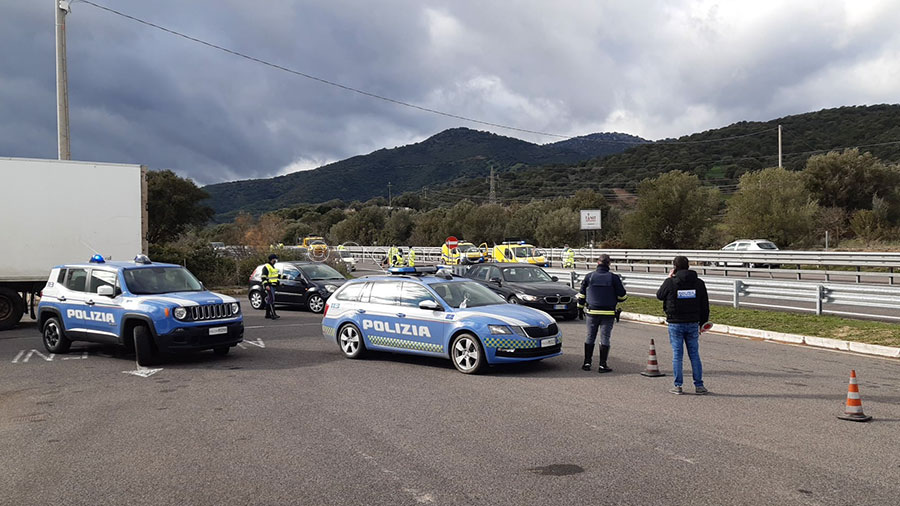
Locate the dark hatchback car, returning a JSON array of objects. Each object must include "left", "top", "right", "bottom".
[
  {"left": 248, "top": 262, "right": 346, "bottom": 313},
  {"left": 463, "top": 263, "right": 579, "bottom": 320}
]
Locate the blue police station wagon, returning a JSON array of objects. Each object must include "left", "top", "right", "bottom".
[
  {"left": 321, "top": 267, "right": 562, "bottom": 374},
  {"left": 37, "top": 255, "right": 243, "bottom": 365}
]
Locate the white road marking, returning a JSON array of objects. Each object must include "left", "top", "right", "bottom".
[
  {"left": 243, "top": 338, "right": 265, "bottom": 348},
  {"left": 62, "top": 351, "right": 89, "bottom": 360},
  {"left": 11, "top": 350, "right": 24, "bottom": 363},
  {"left": 12, "top": 350, "right": 56, "bottom": 363},
  {"left": 123, "top": 367, "right": 163, "bottom": 378},
  {"left": 654, "top": 446, "right": 697, "bottom": 465},
  {"left": 245, "top": 323, "right": 321, "bottom": 329}
]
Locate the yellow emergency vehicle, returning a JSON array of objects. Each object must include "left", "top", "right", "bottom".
[
  {"left": 441, "top": 241, "right": 487, "bottom": 265},
  {"left": 492, "top": 241, "right": 549, "bottom": 267},
  {"left": 302, "top": 236, "right": 329, "bottom": 256}
]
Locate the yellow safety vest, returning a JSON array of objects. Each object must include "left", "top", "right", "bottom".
[
  {"left": 263, "top": 264, "right": 280, "bottom": 285},
  {"left": 408, "top": 249, "right": 416, "bottom": 267}
]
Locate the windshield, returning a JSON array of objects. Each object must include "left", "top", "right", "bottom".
[
  {"left": 512, "top": 246, "right": 539, "bottom": 258},
  {"left": 123, "top": 267, "right": 203, "bottom": 295},
  {"left": 502, "top": 266, "right": 553, "bottom": 283},
  {"left": 457, "top": 244, "right": 477, "bottom": 253},
  {"left": 757, "top": 242, "right": 778, "bottom": 250},
  {"left": 299, "top": 263, "right": 344, "bottom": 280},
  {"left": 429, "top": 281, "right": 505, "bottom": 308},
  {"left": 339, "top": 250, "right": 352, "bottom": 258}
]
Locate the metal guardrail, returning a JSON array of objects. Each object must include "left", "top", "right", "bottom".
[
  {"left": 344, "top": 245, "right": 900, "bottom": 268},
  {"left": 341, "top": 246, "right": 899, "bottom": 285},
  {"left": 341, "top": 246, "right": 900, "bottom": 321},
  {"left": 545, "top": 268, "right": 900, "bottom": 322}
]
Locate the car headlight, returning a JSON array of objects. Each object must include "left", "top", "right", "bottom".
[
  {"left": 488, "top": 324, "right": 513, "bottom": 335},
  {"left": 231, "top": 302, "right": 240, "bottom": 314},
  {"left": 173, "top": 307, "right": 187, "bottom": 320},
  {"left": 325, "top": 284, "right": 338, "bottom": 292},
  {"left": 517, "top": 293, "right": 539, "bottom": 302}
]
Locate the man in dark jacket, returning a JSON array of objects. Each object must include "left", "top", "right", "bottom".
[
  {"left": 261, "top": 254, "right": 281, "bottom": 320},
  {"left": 656, "top": 256, "right": 710, "bottom": 395},
  {"left": 577, "top": 254, "right": 627, "bottom": 373}
]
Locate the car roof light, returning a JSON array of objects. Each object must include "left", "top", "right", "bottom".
[
  {"left": 133, "top": 254, "right": 152, "bottom": 265},
  {"left": 388, "top": 266, "right": 438, "bottom": 276},
  {"left": 89, "top": 254, "right": 105, "bottom": 263}
]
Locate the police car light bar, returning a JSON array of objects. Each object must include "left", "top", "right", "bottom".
[
  {"left": 89, "top": 254, "right": 105, "bottom": 263},
  {"left": 388, "top": 266, "right": 438, "bottom": 275},
  {"left": 133, "top": 254, "right": 152, "bottom": 265}
]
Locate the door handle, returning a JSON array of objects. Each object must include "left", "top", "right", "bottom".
[
  {"left": 85, "top": 300, "right": 95, "bottom": 306},
  {"left": 356, "top": 309, "right": 366, "bottom": 314},
  {"left": 396, "top": 313, "right": 406, "bottom": 318},
  {"left": 58, "top": 296, "right": 66, "bottom": 302}
]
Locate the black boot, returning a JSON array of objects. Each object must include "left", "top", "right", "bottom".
[
  {"left": 597, "top": 345, "right": 612, "bottom": 373},
  {"left": 265, "top": 306, "right": 273, "bottom": 319},
  {"left": 582, "top": 343, "right": 594, "bottom": 371}
]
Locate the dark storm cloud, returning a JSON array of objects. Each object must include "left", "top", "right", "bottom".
[{"left": 3, "top": 1, "right": 899, "bottom": 185}]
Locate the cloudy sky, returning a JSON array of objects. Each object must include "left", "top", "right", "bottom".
[{"left": 3, "top": 0, "right": 899, "bottom": 185}]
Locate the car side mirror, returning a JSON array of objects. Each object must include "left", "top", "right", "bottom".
[
  {"left": 490, "top": 277, "right": 502, "bottom": 286},
  {"left": 419, "top": 300, "right": 442, "bottom": 311},
  {"left": 97, "top": 285, "right": 115, "bottom": 297},
  {"left": 551, "top": 276, "right": 559, "bottom": 282}
]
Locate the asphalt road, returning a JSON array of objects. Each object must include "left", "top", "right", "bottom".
[{"left": 1, "top": 307, "right": 898, "bottom": 506}]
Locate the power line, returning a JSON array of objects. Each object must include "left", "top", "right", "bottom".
[{"left": 81, "top": 1, "right": 783, "bottom": 148}]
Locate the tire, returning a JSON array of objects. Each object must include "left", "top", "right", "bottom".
[
  {"left": 134, "top": 325, "right": 160, "bottom": 366},
  {"left": 450, "top": 333, "right": 485, "bottom": 374},
  {"left": 0, "top": 287, "right": 25, "bottom": 331},
  {"left": 213, "top": 346, "right": 230, "bottom": 356},
  {"left": 42, "top": 317, "right": 71, "bottom": 353},
  {"left": 307, "top": 294, "right": 326, "bottom": 313},
  {"left": 507, "top": 295, "right": 519, "bottom": 304},
  {"left": 249, "top": 290, "right": 265, "bottom": 310},
  {"left": 338, "top": 323, "right": 366, "bottom": 359}
]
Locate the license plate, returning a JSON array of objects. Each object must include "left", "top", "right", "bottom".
[
  {"left": 541, "top": 338, "right": 556, "bottom": 348},
  {"left": 209, "top": 326, "right": 227, "bottom": 336},
  {"left": 553, "top": 304, "right": 567, "bottom": 310}
]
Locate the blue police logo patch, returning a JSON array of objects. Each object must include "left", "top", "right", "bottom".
[{"left": 677, "top": 290, "right": 696, "bottom": 299}]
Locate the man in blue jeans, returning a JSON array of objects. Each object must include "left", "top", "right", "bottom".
[
  {"left": 656, "top": 256, "right": 710, "bottom": 395},
  {"left": 577, "top": 254, "right": 627, "bottom": 373}
]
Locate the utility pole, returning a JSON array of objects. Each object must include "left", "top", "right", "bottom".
[
  {"left": 777, "top": 124, "right": 782, "bottom": 168},
  {"left": 489, "top": 165, "right": 496, "bottom": 204},
  {"left": 55, "top": 0, "right": 72, "bottom": 160},
  {"left": 387, "top": 182, "right": 392, "bottom": 208}
]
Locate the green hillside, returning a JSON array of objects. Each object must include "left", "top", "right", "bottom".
[
  {"left": 431, "top": 105, "right": 900, "bottom": 203},
  {"left": 203, "top": 128, "right": 645, "bottom": 221}
]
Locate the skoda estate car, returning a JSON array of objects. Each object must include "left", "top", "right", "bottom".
[{"left": 321, "top": 267, "right": 562, "bottom": 374}]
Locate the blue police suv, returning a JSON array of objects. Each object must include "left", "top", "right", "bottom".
[
  {"left": 321, "top": 267, "right": 562, "bottom": 374},
  {"left": 37, "top": 255, "right": 243, "bottom": 366}
]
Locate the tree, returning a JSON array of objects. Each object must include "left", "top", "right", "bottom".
[
  {"left": 803, "top": 149, "right": 900, "bottom": 213},
  {"left": 535, "top": 208, "right": 580, "bottom": 246},
  {"left": 623, "top": 171, "right": 720, "bottom": 249},
  {"left": 724, "top": 167, "right": 819, "bottom": 247},
  {"left": 328, "top": 207, "right": 387, "bottom": 244},
  {"left": 146, "top": 170, "right": 213, "bottom": 244}
]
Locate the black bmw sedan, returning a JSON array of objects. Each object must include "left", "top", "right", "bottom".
[
  {"left": 463, "top": 263, "right": 579, "bottom": 320},
  {"left": 248, "top": 261, "right": 346, "bottom": 313}
]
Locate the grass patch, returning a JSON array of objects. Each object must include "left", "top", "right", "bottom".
[{"left": 621, "top": 296, "right": 900, "bottom": 347}]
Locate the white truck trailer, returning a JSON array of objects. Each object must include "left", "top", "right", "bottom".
[{"left": 0, "top": 157, "right": 147, "bottom": 330}]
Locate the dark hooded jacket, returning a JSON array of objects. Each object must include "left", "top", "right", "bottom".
[{"left": 656, "top": 269, "right": 709, "bottom": 324}]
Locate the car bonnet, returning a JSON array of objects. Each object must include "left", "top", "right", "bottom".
[{"left": 455, "top": 303, "right": 555, "bottom": 327}]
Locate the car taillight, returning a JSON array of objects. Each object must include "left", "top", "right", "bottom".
[{"left": 323, "top": 304, "right": 329, "bottom": 317}]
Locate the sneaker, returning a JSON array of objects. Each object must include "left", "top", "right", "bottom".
[
  {"left": 695, "top": 386, "right": 709, "bottom": 395},
  {"left": 669, "top": 386, "right": 683, "bottom": 395}
]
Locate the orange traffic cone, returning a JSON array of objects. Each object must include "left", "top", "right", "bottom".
[
  {"left": 837, "top": 370, "right": 872, "bottom": 422},
  {"left": 640, "top": 339, "right": 666, "bottom": 377}
]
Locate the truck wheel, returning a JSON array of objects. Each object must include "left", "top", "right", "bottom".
[
  {"left": 249, "top": 290, "right": 265, "bottom": 310},
  {"left": 42, "top": 317, "right": 71, "bottom": 353},
  {"left": 0, "top": 288, "right": 25, "bottom": 331},
  {"left": 307, "top": 294, "right": 326, "bottom": 313},
  {"left": 213, "top": 346, "right": 230, "bottom": 356},
  {"left": 134, "top": 325, "right": 160, "bottom": 366},
  {"left": 451, "top": 333, "right": 485, "bottom": 374}
]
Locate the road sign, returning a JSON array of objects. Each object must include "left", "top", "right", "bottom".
[
  {"left": 446, "top": 236, "right": 459, "bottom": 249},
  {"left": 580, "top": 210, "right": 602, "bottom": 230}
]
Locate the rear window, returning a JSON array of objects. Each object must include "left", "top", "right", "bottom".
[
  {"left": 64, "top": 268, "right": 88, "bottom": 292},
  {"left": 757, "top": 242, "right": 778, "bottom": 250}
]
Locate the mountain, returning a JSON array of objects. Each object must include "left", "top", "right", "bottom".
[
  {"left": 203, "top": 128, "right": 647, "bottom": 220},
  {"left": 430, "top": 104, "right": 900, "bottom": 203}
]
